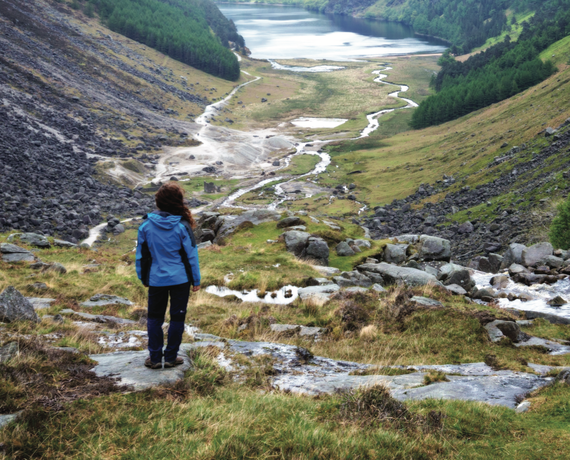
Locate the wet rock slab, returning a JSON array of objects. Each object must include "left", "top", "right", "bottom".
[
  {"left": 81, "top": 294, "right": 133, "bottom": 308},
  {"left": 89, "top": 351, "right": 191, "bottom": 391},
  {"left": 183, "top": 339, "right": 554, "bottom": 408},
  {"left": 0, "top": 412, "right": 20, "bottom": 430}
]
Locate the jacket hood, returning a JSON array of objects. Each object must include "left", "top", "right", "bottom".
[{"left": 146, "top": 211, "right": 181, "bottom": 230}]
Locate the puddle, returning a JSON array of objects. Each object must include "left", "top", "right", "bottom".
[
  {"left": 205, "top": 285, "right": 299, "bottom": 304},
  {"left": 290, "top": 117, "right": 348, "bottom": 128}
]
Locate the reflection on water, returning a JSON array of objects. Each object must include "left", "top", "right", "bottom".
[
  {"left": 206, "top": 285, "right": 299, "bottom": 304},
  {"left": 217, "top": 4, "right": 447, "bottom": 59}
]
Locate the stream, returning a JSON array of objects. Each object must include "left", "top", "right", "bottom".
[{"left": 220, "top": 65, "right": 418, "bottom": 209}]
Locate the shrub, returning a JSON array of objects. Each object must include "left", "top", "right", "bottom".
[{"left": 549, "top": 197, "right": 570, "bottom": 250}]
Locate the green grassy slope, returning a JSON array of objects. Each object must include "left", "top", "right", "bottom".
[{"left": 294, "top": 36, "right": 570, "bottom": 223}]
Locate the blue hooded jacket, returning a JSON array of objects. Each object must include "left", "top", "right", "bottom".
[{"left": 135, "top": 211, "right": 201, "bottom": 287}]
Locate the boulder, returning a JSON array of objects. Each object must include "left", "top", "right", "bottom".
[
  {"left": 270, "top": 324, "right": 325, "bottom": 338},
  {"left": 490, "top": 275, "right": 509, "bottom": 289},
  {"left": 277, "top": 217, "right": 306, "bottom": 229},
  {"left": 383, "top": 244, "right": 408, "bottom": 264},
  {"left": 468, "top": 256, "right": 498, "bottom": 274},
  {"left": 215, "top": 210, "right": 281, "bottom": 243},
  {"left": 301, "top": 237, "right": 329, "bottom": 266},
  {"left": 356, "top": 263, "right": 439, "bottom": 287},
  {"left": 418, "top": 235, "right": 451, "bottom": 261},
  {"left": 283, "top": 231, "right": 311, "bottom": 257},
  {"left": 445, "top": 284, "right": 467, "bottom": 296},
  {"left": 336, "top": 241, "right": 355, "bottom": 257},
  {"left": 410, "top": 296, "right": 443, "bottom": 308},
  {"left": 353, "top": 239, "right": 371, "bottom": 249},
  {"left": 0, "top": 243, "right": 35, "bottom": 263},
  {"left": 81, "top": 294, "right": 133, "bottom": 308},
  {"left": 8, "top": 233, "right": 51, "bottom": 248},
  {"left": 393, "top": 234, "right": 419, "bottom": 243},
  {"left": 522, "top": 242, "right": 553, "bottom": 267},
  {"left": 472, "top": 288, "right": 496, "bottom": 301},
  {"left": 371, "top": 284, "right": 387, "bottom": 293},
  {"left": 312, "top": 266, "right": 340, "bottom": 276},
  {"left": 485, "top": 320, "right": 530, "bottom": 343},
  {"left": 0, "top": 342, "right": 19, "bottom": 363},
  {"left": 298, "top": 284, "right": 340, "bottom": 304},
  {"left": 0, "top": 286, "right": 40, "bottom": 323},
  {"left": 547, "top": 296, "right": 566, "bottom": 307},
  {"left": 345, "top": 287, "right": 368, "bottom": 294},
  {"left": 438, "top": 263, "right": 475, "bottom": 291},
  {"left": 501, "top": 243, "right": 526, "bottom": 269},
  {"left": 333, "top": 271, "right": 373, "bottom": 288},
  {"left": 53, "top": 239, "right": 78, "bottom": 248},
  {"left": 543, "top": 255, "right": 564, "bottom": 269},
  {"left": 457, "top": 221, "right": 474, "bottom": 234},
  {"left": 508, "top": 263, "right": 528, "bottom": 276}
]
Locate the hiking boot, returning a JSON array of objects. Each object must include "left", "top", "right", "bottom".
[
  {"left": 145, "top": 357, "right": 162, "bottom": 369},
  {"left": 164, "top": 356, "right": 184, "bottom": 368}
]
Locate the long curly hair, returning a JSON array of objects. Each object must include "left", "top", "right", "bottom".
[{"left": 155, "top": 182, "right": 196, "bottom": 228}]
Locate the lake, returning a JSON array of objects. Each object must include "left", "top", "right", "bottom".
[{"left": 217, "top": 3, "right": 447, "bottom": 60}]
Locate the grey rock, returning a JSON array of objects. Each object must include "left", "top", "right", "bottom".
[
  {"left": 548, "top": 296, "right": 567, "bottom": 307},
  {"left": 197, "top": 241, "right": 212, "bottom": 250},
  {"left": 270, "top": 324, "right": 326, "bottom": 338},
  {"left": 53, "top": 239, "right": 78, "bottom": 248},
  {"left": 0, "top": 341, "right": 18, "bottom": 363},
  {"left": 0, "top": 413, "right": 20, "bottom": 429},
  {"left": 215, "top": 210, "right": 281, "bottom": 243},
  {"left": 544, "top": 255, "right": 564, "bottom": 269},
  {"left": 336, "top": 241, "right": 355, "bottom": 257},
  {"left": 28, "top": 282, "right": 48, "bottom": 291},
  {"left": 472, "top": 287, "right": 496, "bottom": 301},
  {"left": 468, "top": 256, "right": 497, "bottom": 273},
  {"left": 26, "top": 297, "right": 56, "bottom": 310},
  {"left": 357, "top": 263, "right": 439, "bottom": 287},
  {"left": 520, "top": 310, "right": 570, "bottom": 325},
  {"left": 457, "top": 221, "right": 474, "bottom": 234},
  {"left": 418, "top": 235, "right": 451, "bottom": 261},
  {"left": 311, "top": 266, "right": 340, "bottom": 276},
  {"left": 516, "top": 401, "right": 531, "bottom": 413},
  {"left": 0, "top": 243, "right": 35, "bottom": 262},
  {"left": 322, "top": 220, "right": 341, "bottom": 231},
  {"left": 393, "top": 234, "right": 419, "bottom": 243},
  {"left": 522, "top": 242, "right": 553, "bottom": 267},
  {"left": 298, "top": 284, "right": 340, "bottom": 303},
  {"left": 334, "top": 271, "right": 372, "bottom": 288},
  {"left": 501, "top": 243, "right": 526, "bottom": 268},
  {"left": 353, "top": 239, "right": 371, "bottom": 249},
  {"left": 8, "top": 232, "right": 51, "bottom": 248},
  {"left": 445, "top": 284, "right": 467, "bottom": 296},
  {"left": 383, "top": 244, "right": 408, "bottom": 264},
  {"left": 277, "top": 217, "right": 306, "bottom": 229},
  {"left": 89, "top": 351, "right": 192, "bottom": 391},
  {"left": 345, "top": 287, "right": 368, "bottom": 294},
  {"left": 509, "top": 263, "right": 529, "bottom": 276},
  {"left": 47, "top": 262, "right": 67, "bottom": 274},
  {"left": 371, "top": 283, "right": 387, "bottom": 293},
  {"left": 283, "top": 231, "right": 311, "bottom": 257},
  {"left": 490, "top": 275, "right": 509, "bottom": 289},
  {"left": 286, "top": 225, "right": 307, "bottom": 231},
  {"left": 60, "top": 308, "right": 136, "bottom": 325},
  {"left": 485, "top": 320, "right": 530, "bottom": 343},
  {"left": 0, "top": 286, "right": 39, "bottom": 323},
  {"left": 112, "top": 224, "right": 126, "bottom": 234},
  {"left": 439, "top": 263, "right": 475, "bottom": 291},
  {"left": 81, "top": 294, "right": 133, "bottom": 308},
  {"left": 410, "top": 296, "right": 443, "bottom": 308},
  {"left": 514, "top": 336, "right": 570, "bottom": 355},
  {"left": 301, "top": 237, "right": 329, "bottom": 266}
]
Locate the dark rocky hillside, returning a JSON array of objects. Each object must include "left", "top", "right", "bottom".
[{"left": 0, "top": 0, "right": 216, "bottom": 242}]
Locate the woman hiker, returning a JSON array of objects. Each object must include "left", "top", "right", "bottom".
[{"left": 136, "top": 182, "right": 201, "bottom": 369}]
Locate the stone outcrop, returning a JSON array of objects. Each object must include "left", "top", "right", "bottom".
[
  {"left": 356, "top": 263, "right": 439, "bottom": 287},
  {"left": 0, "top": 286, "right": 40, "bottom": 323}
]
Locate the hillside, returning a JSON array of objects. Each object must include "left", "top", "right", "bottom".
[
  {"left": 95, "top": 0, "right": 243, "bottom": 80},
  {"left": 0, "top": 0, "right": 249, "bottom": 242}
]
